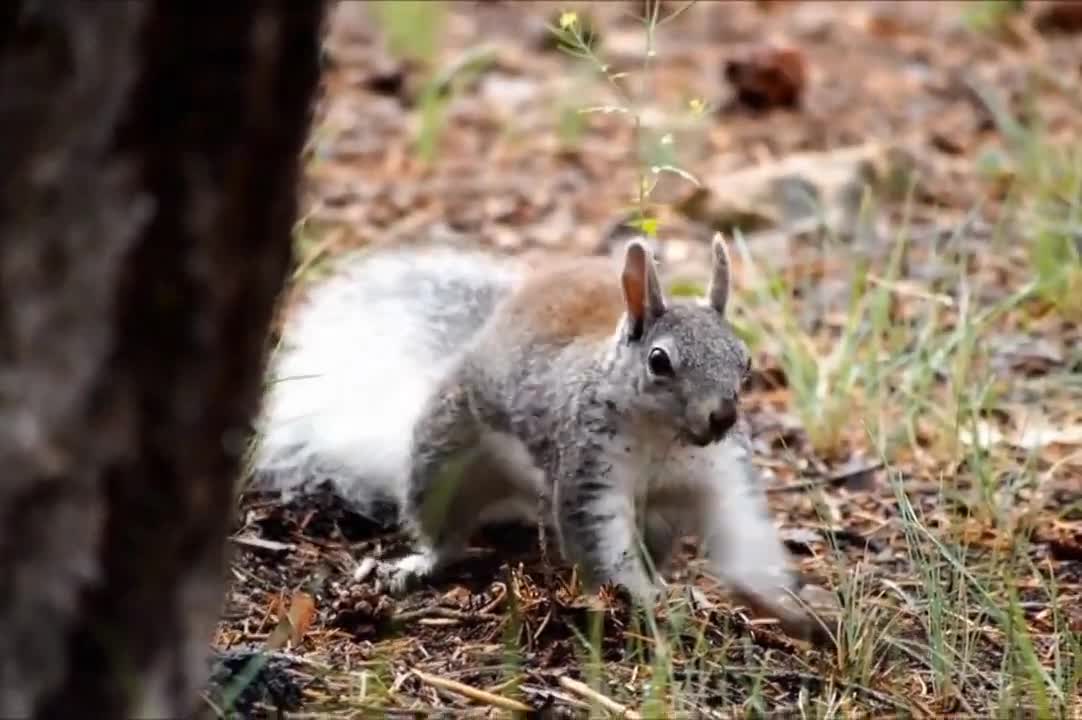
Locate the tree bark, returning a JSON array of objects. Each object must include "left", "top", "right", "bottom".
[{"left": 0, "top": 2, "right": 323, "bottom": 716}]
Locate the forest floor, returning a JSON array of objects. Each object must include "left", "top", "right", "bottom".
[{"left": 209, "top": 2, "right": 1081, "bottom": 717}]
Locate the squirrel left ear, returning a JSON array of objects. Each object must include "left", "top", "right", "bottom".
[
  {"left": 706, "top": 232, "right": 732, "bottom": 316},
  {"left": 621, "top": 239, "right": 667, "bottom": 341}
]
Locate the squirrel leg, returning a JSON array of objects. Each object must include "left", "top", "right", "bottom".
[
  {"left": 555, "top": 450, "right": 659, "bottom": 607},
  {"left": 377, "top": 380, "right": 528, "bottom": 594},
  {"left": 367, "top": 381, "right": 483, "bottom": 593},
  {"left": 698, "top": 441, "right": 825, "bottom": 643}
]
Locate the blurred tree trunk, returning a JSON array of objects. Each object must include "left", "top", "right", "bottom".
[{"left": 0, "top": 2, "right": 322, "bottom": 716}]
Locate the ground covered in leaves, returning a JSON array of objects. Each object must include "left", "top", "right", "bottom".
[{"left": 209, "top": 2, "right": 1081, "bottom": 717}]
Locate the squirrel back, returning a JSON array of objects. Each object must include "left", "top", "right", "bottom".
[{"left": 251, "top": 245, "right": 522, "bottom": 522}]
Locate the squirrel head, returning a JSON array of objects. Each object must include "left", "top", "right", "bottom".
[{"left": 619, "top": 233, "right": 751, "bottom": 447}]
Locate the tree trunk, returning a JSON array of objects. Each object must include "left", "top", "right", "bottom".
[{"left": 0, "top": 2, "right": 323, "bottom": 716}]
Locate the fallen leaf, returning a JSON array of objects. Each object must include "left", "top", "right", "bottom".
[
  {"left": 1035, "top": 1, "right": 1082, "bottom": 34},
  {"left": 287, "top": 591, "right": 316, "bottom": 647},
  {"left": 723, "top": 44, "right": 807, "bottom": 111},
  {"left": 442, "top": 585, "right": 472, "bottom": 609}
]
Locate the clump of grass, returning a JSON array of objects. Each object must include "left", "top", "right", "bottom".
[
  {"left": 369, "top": 1, "right": 446, "bottom": 64},
  {"left": 368, "top": 0, "right": 498, "bottom": 165},
  {"left": 962, "top": 0, "right": 1025, "bottom": 36},
  {"left": 1023, "top": 142, "right": 1082, "bottom": 320},
  {"left": 414, "top": 46, "right": 497, "bottom": 165},
  {"left": 729, "top": 179, "right": 1043, "bottom": 466},
  {"left": 728, "top": 226, "right": 876, "bottom": 458},
  {"left": 970, "top": 78, "right": 1082, "bottom": 320}
]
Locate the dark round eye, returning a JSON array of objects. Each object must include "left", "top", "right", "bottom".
[{"left": 648, "top": 347, "right": 674, "bottom": 377}]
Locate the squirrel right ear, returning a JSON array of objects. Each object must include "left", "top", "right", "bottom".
[
  {"left": 706, "top": 232, "right": 732, "bottom": 316},
  {"left": 621, "top": 239, "right": 667, "bottom": 341}
]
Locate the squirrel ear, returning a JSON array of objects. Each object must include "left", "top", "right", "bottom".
[
  {"left": 621, "top": 239, "right": 667, "bottom": 341},
  {"left": 706, "top": 232, "right": 732, "bottom": 316}
]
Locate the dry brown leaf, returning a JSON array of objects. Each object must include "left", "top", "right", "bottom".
[
  {"left": 287, "top": 591, "right": 317, "bottom": 646},
  {"left": 724, "top": 44, "right": 808, "bottom": 111}
]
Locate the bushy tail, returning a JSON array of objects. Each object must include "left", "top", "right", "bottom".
[{"left": 250, "top": 245, "right": 520, "bottom": 524}]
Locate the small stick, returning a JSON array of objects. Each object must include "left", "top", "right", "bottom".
[
  {"left": 866, "top": 274, "right": 955, "bottom": 307},
  {"left": 229, "top": 535, "right": 296, "bottom": 552},
  {"left": 558, "top": 676, "right": 642, "bottom": 720},
  {"left": 412, "top": 669, "right": 532, "bottom": 714},
  {"left": 393, "top": 606, "right": 498, "bottom": 625}
]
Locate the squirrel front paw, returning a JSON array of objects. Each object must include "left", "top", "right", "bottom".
[
  {"left": 729, "top": 584, "right": 832, "bottom": 647},
  {"left": 354, "top": 552, "right": 438, "bottom": 595}
]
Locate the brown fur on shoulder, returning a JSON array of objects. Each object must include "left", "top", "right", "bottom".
[{"left": 493, "top": 255, "right": 626, "bottom": 347}]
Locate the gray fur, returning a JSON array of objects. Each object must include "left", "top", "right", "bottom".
[
  {"left": 256, "top": 238, "right": 817, "bottom": 640},
  {"left": 371, "top": 239, "right": 816, "bottom": 640}
]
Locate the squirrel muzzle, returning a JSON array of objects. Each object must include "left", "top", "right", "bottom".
[{"left": 688, "top": 396, "right": 738, "bottom": 446}]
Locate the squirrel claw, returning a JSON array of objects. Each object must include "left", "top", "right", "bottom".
[{"left": 354, "top": 552, "right": 437, "bottom": 596}]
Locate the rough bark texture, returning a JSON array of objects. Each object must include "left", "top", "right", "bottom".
[{"left": 0, "top": 2, "right": 323, "bottom": 716}]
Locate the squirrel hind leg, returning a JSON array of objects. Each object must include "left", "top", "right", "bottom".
[
  {"left": 364, "top": 446, "right": 527, "bottom": 594},
  {"left": 360, "top": 547, "right": 460, "bottom": 595}
]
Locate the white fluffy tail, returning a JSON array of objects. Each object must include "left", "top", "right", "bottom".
[{"left": 250, "top": 245, "right": 520, "bottom": 523}]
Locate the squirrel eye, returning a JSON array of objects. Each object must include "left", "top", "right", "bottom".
[{"left": 648, "top": 347, "right": 674, "bottom": 377}]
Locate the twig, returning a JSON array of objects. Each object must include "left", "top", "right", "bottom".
[
  {"left": 765, "top": 462, "right": 884, "bottom": 495},
  {"left": 546, "top": 689, "right": 594, "bottom": 712},
  {"left": 866, "top": 273, "right": 955, "bottom": 307},
  {"left": 558, "top": 676, "right": 642, "bottom": 720},
  {"left": 200, "top": 691, "right": 226, "bottom": 719},
  {"left": 412, "top": 669, "right": 532, "bottom": 713},
  {"left": 656, "top": 0, "right": 698, "bottom": 27},
  {"left": 229, "top": 535, "right": 296, "bottom": 552},
  {"left": 393, "top": 606, "right": 499, "bottom": 625},
  {"left": 478, "top": 582, "right": 507, "bottom": 615}
]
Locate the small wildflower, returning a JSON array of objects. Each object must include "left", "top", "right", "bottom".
[
  {"left": 689, "top": 97, "right": 706, "bottom": 115},
  {"left": 559, "top": 10, "right": 578, "bottom": 30}
]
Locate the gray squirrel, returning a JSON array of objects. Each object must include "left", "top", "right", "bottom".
[{"left": 252, "top": 234, "right": 821, "bottom": 641}]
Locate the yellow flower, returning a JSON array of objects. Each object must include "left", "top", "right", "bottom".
[
  {"left": 559, "top": 11, "right": 578, "bottom": 30},
  {"left": 688, "top": 98, "right": 706, "bottom": 115}
]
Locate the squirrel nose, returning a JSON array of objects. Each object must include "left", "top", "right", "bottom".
[{"left": 708, "top": 399, "right": 737, "bottom": 441}]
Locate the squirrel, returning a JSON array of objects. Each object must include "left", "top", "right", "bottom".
[{"left": 252, "top": 234, "right": 822, "bottom": 642}]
